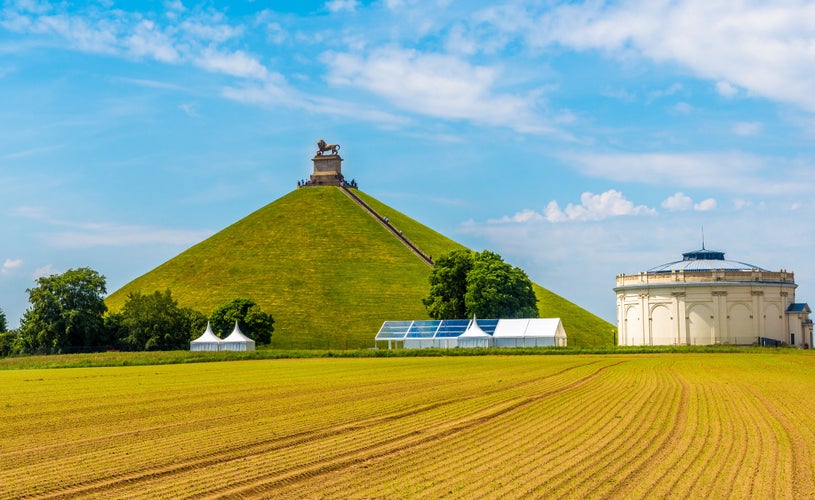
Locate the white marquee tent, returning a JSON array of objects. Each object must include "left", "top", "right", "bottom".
[
  {"left": 221, "top": 321, "right": 256, "bottom": 351},
  {"left": 376, "top": 318, "right": 566, "bottom": 349},
  {"left": 190, "top": 322, "right": 222, "bottom": 351},
  {"left": 492, "top": 318, "right": 567, "bottom": 347},
  {"left": 457, "top": 316, "right": 493, "bottom": 348}
]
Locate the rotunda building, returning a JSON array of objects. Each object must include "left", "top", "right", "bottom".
[{"left": 615, "top": 247, "right": 812, "bottom": 347}]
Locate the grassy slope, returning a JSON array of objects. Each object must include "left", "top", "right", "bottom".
[
  {"left": 108, "top": 188, "right": 435, "bottom": 348},
  {"left": 359, "top": 191, "right": 614, "bottom": 346},
  {"left": 107, "top": 187, "right": 613, "bottom": 348}
]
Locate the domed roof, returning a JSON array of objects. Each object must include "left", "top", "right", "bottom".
[{"left": 648, "top": 248, "right": 766, "bottom": 273}]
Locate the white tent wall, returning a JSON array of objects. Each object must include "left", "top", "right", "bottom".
[
  {"left": 190, "top": 323, "right": 223, "bottom": 351},
  {"left": 492, "top": 319, "right": 567, "bottom": 348},
  {"left": 190, "top": 342, "right": 220, "bottom": 352},
  {"left": 221, "top": 321, "right": 256, "bottom": 352},
  {"left": 458, "top": 337, "right": 491, "bottom": 348}
]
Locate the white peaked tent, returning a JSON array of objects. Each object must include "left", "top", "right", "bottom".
[
  {"left": 221, "top": 321, "right": 256, "bottom": 351},
  {"left": 190, "top": 322, "right": 223, "bottom": 351},
  {"left": 492, "top": 318, "right": 567, "bottom": 347},
  {"left": 458, "top": 316, "right": 493, "bottom": 348}
]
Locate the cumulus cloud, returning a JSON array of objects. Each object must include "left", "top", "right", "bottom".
[
  {"left": 323, "top": 47, "right": 553, "bottom": 133},
  {"left": 662, "top": 192, "right": 693, "bottom": 211},
  {"left": 661, "top": 192, "right": 716, "bottom": 212},
  {"left": 694, "top": 198, "right": 717, "bottom": 211},
  {"left": 488, "top": 190, "right": 655, "bottom": 224},
  {"left": 1, "top": 259, "right": 22, "bottom": 274},
  {"left": 544, "top": 190, "right": 656, "bottom": 222}
]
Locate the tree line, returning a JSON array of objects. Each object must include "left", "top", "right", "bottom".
[{"left": 0, "top": 267, "right": 274, "bottom": 356}]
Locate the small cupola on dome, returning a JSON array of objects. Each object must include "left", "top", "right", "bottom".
[{"left": 682, "top": 248, "right": 725, "bottom": 261}]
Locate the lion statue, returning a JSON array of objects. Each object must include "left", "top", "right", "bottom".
[{"left": 316, "top": 139, "right": 341, "bottom": 156}]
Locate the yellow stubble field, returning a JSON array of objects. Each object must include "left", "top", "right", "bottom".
[{"left": 1, "top": 352, "right": 814, "bottom": 498}]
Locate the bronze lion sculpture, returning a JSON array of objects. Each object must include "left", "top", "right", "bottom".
[{"left": 316, "top": 139, "right": 340, "bottom": 156}]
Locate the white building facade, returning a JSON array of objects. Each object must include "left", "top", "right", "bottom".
[{"left": 615, "top": 248, "right": 812, "bottom": 347}]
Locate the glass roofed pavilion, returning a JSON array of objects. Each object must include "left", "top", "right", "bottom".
[
  {"left": 375, "top": 318, "right": 567, "bottom": 349},
  {"left": 615, "top": 247, "right": 812, "bottom": 348}
]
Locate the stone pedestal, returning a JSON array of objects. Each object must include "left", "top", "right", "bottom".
[{"left": 309, "top": 155, "right": 344, "bottom": 186}]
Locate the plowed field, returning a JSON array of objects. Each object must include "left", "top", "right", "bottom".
[{"left": 2, "top": 353, "right": 814, "bottom": 498}]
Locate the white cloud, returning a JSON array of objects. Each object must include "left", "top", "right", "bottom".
[
  {"left": 546, "top": 190, "right": 656, "bottom": 222},
  {"left": 662, "top": 192, "right": 717, "bottom": 212},
  {"left": 733, "top": 121, "right": 763, "bottom": 136},
  {"left": 180, "top": 18, "right": 241, "bottom": 44},
  {"left": 662, "top": 192, "right": 693, "bottom": 211},
  {"left": 487, "top": 209, "right": 545, "bottom": 224},
  {"left": 326, "top": 0, "right": 359, "bottom": 13},
  {"left": 1, "top": 259, "right": 23, "bottom": 274},
  {"left": 521, "top": 1, "right": 815, "bottom": 112},
  {"left": 716, "top": 81, "right": 739, "bottom": 98},
  {"left": 694, "top": 198, "right": 717, "bottom": 211},
  {"left": 33, "top": 264, "right": 56, "bottom": 280},
  {"left": 196, "top": 47, "right": 269, "bottom": 80},
  {"left": 488, "top": 190, "right": 655, "bottom": 224},
  {"left": 561, "top": 151, "right": 812, "bottom": 196},
  {"left": 323, "top": 47, "right": 553, "bottom": 134},
  {"left": 126, "top": 20, "right": 179, "bottom": 63}
]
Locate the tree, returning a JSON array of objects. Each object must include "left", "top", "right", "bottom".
[
  {"left": 209, "top": 298, "right": 274, "bottom": 345},
  {"left": 17, "top": 267, "right": 109, "bottom": 354},
  {"left": 0, "top": 307, "right": 6, "bottom": 332},
  {"left": 422, "top": 249, "right": 474, "bottom": 319},
  {"left": 117, "top": 290, "right": 207, "bottom": 351},
  {"left": 464, "top": 251, "right": 539, "bottom": 319},
  {"left": 423, "top": 250, "right": 539, "bottom": 320}
]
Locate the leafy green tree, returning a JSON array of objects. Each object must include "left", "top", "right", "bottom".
[
  {"left": 0, "top": 331, "right": 17, "bottom": 357},
  {"left": 423, "top": 250, "right": 538, "bottom": 320},
  {"left": 422, "top": 249, "right": 474, "bottom": 319},
  {"left": 464, "top": 251, "right": 539, "bottom": 319},
  {"left": 210, "top": 298, "right": 274, "bottom": 344},
  {"left": 117, "top": 290, "right": 207, "bottom": 351},
  {"left": 0, "top": 307, "right": 6, "bottom": 332},
  {"left": 17, "top": 267, "right": 109, "bottom": 354}
]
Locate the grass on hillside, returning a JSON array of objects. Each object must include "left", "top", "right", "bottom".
[
  {"left": 107, "top": 188, "right": 439, "bottom": 349},
  {"left": 106, "top": 186, "right": 614, "bottom": 349}
]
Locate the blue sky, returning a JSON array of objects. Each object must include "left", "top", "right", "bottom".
[{"left": 2, "top": 0, "right": 814, "bottom": 327}]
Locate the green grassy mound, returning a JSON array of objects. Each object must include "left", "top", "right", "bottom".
[{"left": 107, "top": 187, "right": 614, "bottom": 348}]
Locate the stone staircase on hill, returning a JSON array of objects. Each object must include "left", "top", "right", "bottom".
[{"left": 339, "top": 185, "right": 434, "bottom": 267}]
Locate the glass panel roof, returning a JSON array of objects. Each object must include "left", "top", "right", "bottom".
[
  {"left": 406, "top": 321, "right": 440, "bottom": 338},
  {"left": 376, "top": 319, "right": 501, "bottom": 340}
]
